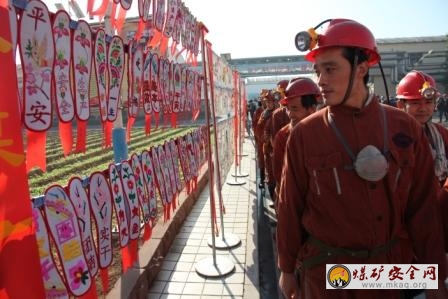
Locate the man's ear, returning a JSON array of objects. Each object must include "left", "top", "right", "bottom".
[{"left": 357, "top": 61, "right": 369, "bottom": 78}]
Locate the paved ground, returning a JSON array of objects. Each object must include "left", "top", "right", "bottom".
[{"left": 146, "top": 134, "right": 279, "bottom": 298}]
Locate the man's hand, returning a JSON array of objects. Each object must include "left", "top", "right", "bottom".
[{"left": 279, "top": 271, "right": 300, "bottom": 299}]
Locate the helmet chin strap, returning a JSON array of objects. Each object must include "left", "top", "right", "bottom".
[{"left": 337, "top": 49, "right": 359, "bottom": 107}]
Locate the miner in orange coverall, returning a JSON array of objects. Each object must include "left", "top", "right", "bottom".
[
  {"left": 396, "top": 70, "right": 448, "bottom": 185},
  {"left": 253, "top": 91, "right": 269, "bottom": 188},
  {"left": 260, "top": 90, "right": 279, "bottom": 196},
  {"left": 271, "top": 80, "right": 291, "bottom": 140},
  {"left": 272, "top": 78, "right": 320, "bottom": 211},
  {"left": 277, "top": 18, "right": 447, "bottom": 299},
  {"left": 269, "top": 80, "right": 292, "bottom": 199},
  {"left": 396, "top": 70, "right": 448, "bottom": 293}
]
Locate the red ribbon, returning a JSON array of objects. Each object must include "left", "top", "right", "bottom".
[
  {"left": 145, "top": 114, "right": 151, "bottom": 136},
  {"left": 103, "top": 121, "right": 113, "bottom": 148},
  {"left": 75, "top": 119, "right": 87, "bottom": 153},
  {"left": 100, "top": 268, "right": 109, "bottom": 294},
  {"left": 59, "top": 121, "right": 73, "bottom": 156},
  {"left": 126, "top": 116, "right": 136, "bottom": 143},
  {"left": 26, "top": 130, "right": 46, "bottom": 172},
  {"left": 90, "top": 0, "right": 109, "bottom": 18}
]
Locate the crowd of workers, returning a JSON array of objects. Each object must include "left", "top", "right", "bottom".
[{"left": 249, "top": 18, "right": 448, "bottom": 299}]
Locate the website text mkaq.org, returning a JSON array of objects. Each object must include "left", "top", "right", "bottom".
[{"left": 361, "top": 281, "right": 427, "bottom": 289}]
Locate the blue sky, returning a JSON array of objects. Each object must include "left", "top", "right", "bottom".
[{"left": 48, "top": 0, "right": 448, "bottom": 58}]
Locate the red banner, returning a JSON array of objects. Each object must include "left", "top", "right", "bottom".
[{"left": 0, "top": 2, "right": 45, "bottom": 298}]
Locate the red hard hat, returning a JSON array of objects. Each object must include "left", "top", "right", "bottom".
[
  {"left": 305, "top": 19, "right": 380, "bottom": 66},
  {"left": 277, "top": 80, "right": 289, "bottom": 91},
  {"left": 396, "top": 70, "right": 438, "bottom": 100},
  {"left": 260, "top": 89, "right": 275, "bottom": 101},
  {"left": 281, "top": 77, "right": 321, "bottom": 105},
  {"left": 276, "top": 79, "right": 289, "bottom": 100}
]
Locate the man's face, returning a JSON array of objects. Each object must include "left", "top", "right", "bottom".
[
  {"left": 265, "top": 98, "right": 275, "bottom": 110},
  {"left": 398, "top": 98, "right": 436, "bottom": 124},
  {"left": 286, "top": 96, "right": 316, "bottom": 125},
  {"left": 313, "top": 47, "right": 352, "bottom": 106}
]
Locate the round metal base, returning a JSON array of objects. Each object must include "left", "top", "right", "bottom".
[
  {"left": 195, "top": 256, "right": 235, "bottom": 278},
  {"left": 208, "top": 233, "right": 241, "bottom": 249},
  {"left": 226, "top": 179, "right": 246, "bottom": 186},
  {"left": 231, "top": 172, "right": 249, "bottom": 178}
]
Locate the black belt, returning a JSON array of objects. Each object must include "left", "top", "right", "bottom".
[{"left": 301, "top": 235, "right": 399, "bottom": 269}]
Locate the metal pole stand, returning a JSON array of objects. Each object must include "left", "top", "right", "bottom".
[
  {"left": 231, "top": 160, "right": 249, "bottom": 178},
  {"left": 196, "top": 25, "right": 235, "bottom": 279},
  {"left": 208, "top": 232, "right": 241, "bottom": 249},
  {"left": 195, "top": 255, "right": 235, "bottom": 278},
  {"left": 227, "top": 165, "right": 246, "bottom": 186}
]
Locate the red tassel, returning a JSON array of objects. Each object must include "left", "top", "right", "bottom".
[
  {"left": 86, "top": 0, "right": 95, "bottom": 15},
  {"left": 171, "top": 193, "right": 177, "bottom": 211},
  {"left": 121, "top": 239, "right": 138, "bottom": 273},
  {"left": 131, "top": 239, "right": 138, "bottom": 266},
  {"left": 126, "top": 117, "right": 136, "bottom": 143},
  {"left": 100, "top": 268, "right": 109, "bottom": 293},
  {"left": 79, "top": 281, "right": 98, "bottom": 299},
  {"left": 90, "top": 0, "right": 109, "bottom": 17},
  {"left": 135, "top": 19, "right": 145, "bottom": 41},
  {"left": 193, "top": 178, "right": 198, "bottom": 191},
  {"left": 58, "top": 121, "right": 73, "bottom": 156},
  {"left": 148, "top": 30, "right": 162, "bottom": 49},
  {"left": 103, "top": 121, "right": 113, "bottom": 148},
  {"left": 75, "top": 119, "right": 88, "bottom": 153},
  {"left": 170, "top": 40, "right": 178, "bottom": 56},
  {"left": 142, "top": 223, "right": 152, "bottom": 242},
  {"left": 163, "top": 205, "right": 168, "bottom": 222},
  {"left": 121, "top": 246, "right": 132, "bottom": 273},
  {"left": 154, "top": 113, "right": 160, "bottom": 130},
  {"left": 192, "top": 108, "right": 200, "bottom": 121},
  {"left": 192, "top": 54, "right": 198, "bottom": 67},
  {"left": 166, "top": 202, "right": 171, "bottom": 220},
  {"left": 159, "top": 36, "right": 169, "bottom": 57},
  {"left": 113, "top": 5, "right": 127, "bottom": 34},
  {"left": 145, "top": 114, "right": 151, "bottom": 136},
  {"left": 26, "top": 130, "right": 46, "bottom": 172},
  {"left": 171, "top": 112, "right": 177, "bottom": 128},
  {"left": 186, "top": 180, "right": 191, "bottom": 195}
]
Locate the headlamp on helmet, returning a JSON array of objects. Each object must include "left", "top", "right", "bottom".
[
  {"left": 295, "top": 27, "right": 319, "bottom": 52},
  {"left": 294, "top": 19, "right": 332, "bottom": 52},
  {"left": 420, "top": 80, "right": 437, "bottom": 100}
]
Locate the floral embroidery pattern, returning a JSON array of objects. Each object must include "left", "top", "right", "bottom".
[
  {"left": 73, "top": 21, "right": 92, "bottom": 121},
  {"left": 132, "top": 154, "right": 151, "bottom": 222},
  {"left": 52, "top": 11, "right": 74, "bottom": 122},
  {"left": 109, "top": 165, "right": 129, "bottom": 247},
  {"left": 68, "top": 260, "right": 89, "bottom": 290},
  {"left": 107, "top": 36, "right": 124, "bottom": 121},
  {"left": 120, "top": 162, "right": 140, "bottom": 240},
  {"left": 94, "top": 30, "right": 108, "bottom": 122}
]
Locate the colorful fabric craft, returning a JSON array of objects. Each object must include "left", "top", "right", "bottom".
[{"left": 43, "top": 185, "right": 92, "bottom": 296}]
